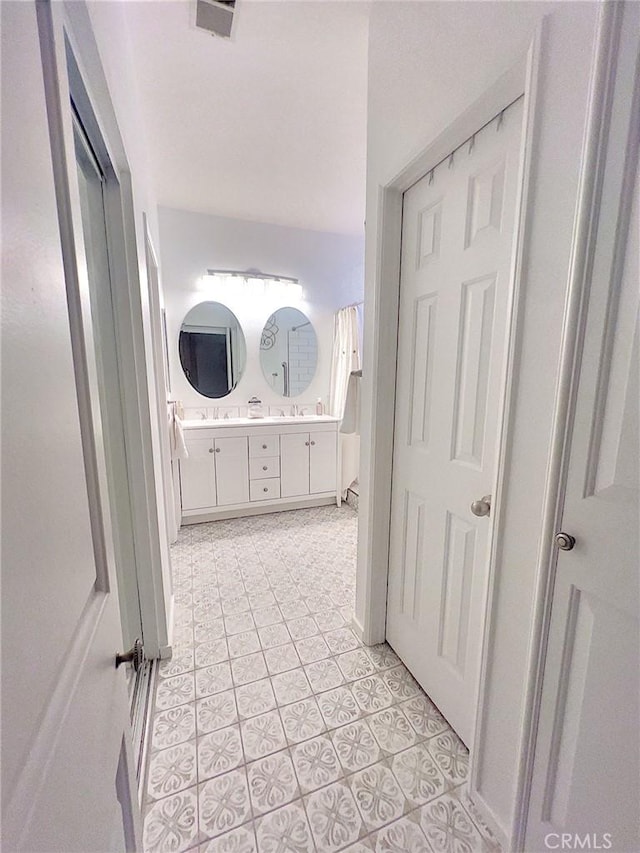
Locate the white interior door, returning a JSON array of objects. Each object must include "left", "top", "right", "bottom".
[
  {"left": 2, "top": 3, "right": 140, "bottom": 849},
  {"left": 386, "top": 97, "right": 524, "bottom": 746},
  {"left": 526, "top": 10, "right": 639, "bottom": 847}
]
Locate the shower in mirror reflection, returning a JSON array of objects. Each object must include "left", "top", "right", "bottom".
[{"left": 259, "top": 306, "right": 318, "bottom": 397}]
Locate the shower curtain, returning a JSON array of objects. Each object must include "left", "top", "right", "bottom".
[{"left": 329, "top": 306, "right": 361, "bottom": 498}]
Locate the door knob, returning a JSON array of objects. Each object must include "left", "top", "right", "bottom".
[
  {"left": 470, "top": 495, "right": 491, "bottom": 517},
  {"left": 115, "top": 638, "right": 145, "bottom": 672},
  {"left": 555, "top": 532, "right": 576, "bottom": 551}
]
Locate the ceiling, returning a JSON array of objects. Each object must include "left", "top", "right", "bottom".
[{"left": 123, "top": 1, "right": 368, "bottom": 235}]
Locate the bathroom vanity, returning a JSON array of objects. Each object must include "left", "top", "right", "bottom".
[{"left": 179, "top": 416, "right": 340, "bottom": 523}]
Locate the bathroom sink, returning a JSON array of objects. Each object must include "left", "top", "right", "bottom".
[{"left": 181, "top": 415, "right": 339, "bottom": 428}]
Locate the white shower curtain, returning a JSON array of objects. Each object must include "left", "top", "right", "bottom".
[{"left": 329, "top": 306, "right": 361, "bottom": 498}]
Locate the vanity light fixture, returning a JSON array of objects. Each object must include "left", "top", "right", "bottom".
[{"left": 200, "top": 269, "right": 303, "bottom": 301}]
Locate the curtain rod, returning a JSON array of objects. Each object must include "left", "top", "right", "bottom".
[{"left": 341, "top": 300, "right": 364, "bottom": 309}]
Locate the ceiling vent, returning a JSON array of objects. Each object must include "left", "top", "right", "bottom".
[{"left": 195, "top": 0, "right": 236, "bottom": 39}]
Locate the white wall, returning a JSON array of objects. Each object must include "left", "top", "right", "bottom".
[
  {"left": 357, "top": 1, "right": 599, "bottom": 846},
  {"left": 158, "top": 207, "right": 364, "bottom": 413}
]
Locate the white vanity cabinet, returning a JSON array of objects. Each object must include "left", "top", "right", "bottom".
[
  {"left": 179, "top": 417, "right": 340, "bottom": 523},
  {"left": 280, "top": 431, "right": 337, "bottom": 497}
]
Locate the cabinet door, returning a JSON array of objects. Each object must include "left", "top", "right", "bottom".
[
  {"left": 215, "top": 436, "right": 249, "bottom": 506},
  {"left": 180, "top": 438, "right": 216, "bottom": 510},
  {"left": 280, "top": 433, "right": 310, "bottom": 497},
  {"left": 309, "top": 431, "right": 337, "bottom": 494}
]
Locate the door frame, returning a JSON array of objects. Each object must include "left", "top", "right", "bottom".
[
  {"left": 516, "top": 3, "right": 638, "bottom": 849},
  {"left": 41, "top": 0, "right": 172, "bottom": 659},
  {"left": 358, "top": 22, "right": 543, "bottom": 837}
]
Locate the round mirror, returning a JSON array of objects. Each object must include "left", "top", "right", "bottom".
[
  {"left": 179, "top": 301, "right": 246, "bottom": 398},
  {"left": 259, "top": 307, "right": 317, "bottom": 397}
]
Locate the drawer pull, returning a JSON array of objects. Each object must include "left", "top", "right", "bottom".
[
  {"left": 262, "top": 444, "right": 267, "bottom": 449},
  {"left": 215, "top": 447, "right": 221, "bottom": 453},
  {"left": 263, "top": 487, "right": 268, "bottom": 492},
  {"left": 310, "top": 441, "right": 316, "bottom": 446},
  {"left": 263, "top": 465, "right": 268, "bottom": 471},
  {"left": 305, "top": 441, "right": 310, "bottom": 446},
  {"left": 209, "top": 448, "right": 214, "bottom": 453}
]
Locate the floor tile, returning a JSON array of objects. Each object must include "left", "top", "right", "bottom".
[
  {"left": 294, "top": 635, "right": 331, "bottom": 664},
  {"left": 280, "top": 697, "right": 325, "bottom": 744},
  {"left": 247, "top": 750, "right": 299, "bottom": 816},
  {"left": 241, "top": 710, "right": 287, "bottom": 761},
  {"left": 305, "top": 780, "right": 365, "bottom": 852},
  {"left": 368, "top": 707, "right": 417, "bottom": 753},
  {"left": 199, "top": 768, "right": 252, "bottom": 841},
  {"left": 290, "top": 734, "right": 343, "bottom": 793},
  {"left": 196, "top": 663, "right": 233, "bottom": 699},
  {"left": 147, "top": 507, "right": 494, "bottom": 853},
  {"left": 255, "top": 800, "right": 314, "bottom": 852},
  {"left": 143, "top": 788, "right": 199, "bottom": 852},
  {"left": 264, "top": 643, "right": 301, "bottom": 675},
  {"left": 371, "top": 815, "right": 430, "bottom": 853},
  {"left": 156, "top": 673, "right": 195, "bottom": 710},
  {"left": 152, "top": 704, "right": 197, "bottom": 750},
  {"left": 147, "top": 741, "right": 197, "bottom": 801},
  {"left": 231, "top": 652, "right": 268, "bottom": 686},
  {"left": 228, "top": 630, "right": 261, "bottom": 659},
  {"left": 271, "top": 668, "right": 312, "bottom": 705},
  {"left": 196, "top": 690, "right": 238, "bottom": 735},
  {"left": 391, "top": 743, "right": 447, "bottom": 805},
  {"left": 426, "top": 732, "right": 469, "bottom": 786},
  {"left": 235, "top": 678, "right": 277, "bottom": 719},
  {"left": 200, "top": 823, "right": 257, "bottom": 852},
  {"left": 419, "top": 792, "right": 483, "bottom": 852},
  {"left": 317, "top": 685, "right": 361, "bottom": 728},
  {"left": 258, "top": 623, "right": 291, "bottom": 650},
  {"left": 351, "top": 675, "right": 394, "bottom": 713},
  {"left": 304, "top": 658, "right": 345, "bottom": 693},
  {"left": 197, "top": 724, "right": 244, "bottom": 781},
  {"left": 348, "top": 762, "right": 406, "bottom": 831},
  {"left": 400, "top": 696, "right": 450, "bottom": 739},
  {"left": 331, "top": 719, "right": 383, "bottom": 773}
]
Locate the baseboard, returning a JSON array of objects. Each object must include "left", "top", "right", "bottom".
[{"left": 350, "top": 612, "right": 367, "bottom": 643}]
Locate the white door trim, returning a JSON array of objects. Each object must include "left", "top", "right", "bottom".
[
  {"left": 511, "top": 3, "right": 636, "bottom": 848},
  {"left": 59, "top": 1, "right": 171, "bottom": 660}
]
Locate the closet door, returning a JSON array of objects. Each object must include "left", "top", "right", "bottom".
[
  {"left": 386, "top": 97, "right": 524, "bottom": 746},
  {"left": 280, "top": 433, "right": 310, "bottom": 497}
]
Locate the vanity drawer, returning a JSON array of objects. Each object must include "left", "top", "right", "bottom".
[
  {"left": 249, "top": 435, "right": 279, "bottom": 458},
  {"left": 250, "top": 477, "right": 281, "bottom": 501},
  {"left": 249, "top": 456, "right": 280, "bottom": 480}
]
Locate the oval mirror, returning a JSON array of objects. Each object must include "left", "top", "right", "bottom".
[
  {"left": 178, "top": 301, "right": 246, "bottom": 398},
  {"left": 260, "top": 307, "right": 317, "bottom": 397}
]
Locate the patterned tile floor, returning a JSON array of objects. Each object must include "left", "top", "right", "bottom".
[{"left": 143, "top": 505, "right": 500, "bottom": 853}]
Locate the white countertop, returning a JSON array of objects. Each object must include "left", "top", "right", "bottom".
[{"left": 180, "top": 415, "right": 340, "bottom": 429}]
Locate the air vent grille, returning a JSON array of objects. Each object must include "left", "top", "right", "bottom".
[{"left": 195, "top": 0, "right": 236, "bottom": 39}]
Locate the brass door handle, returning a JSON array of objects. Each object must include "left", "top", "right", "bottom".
[{"left": 115, "top": 638, "right": 145, "bottom": 672}]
